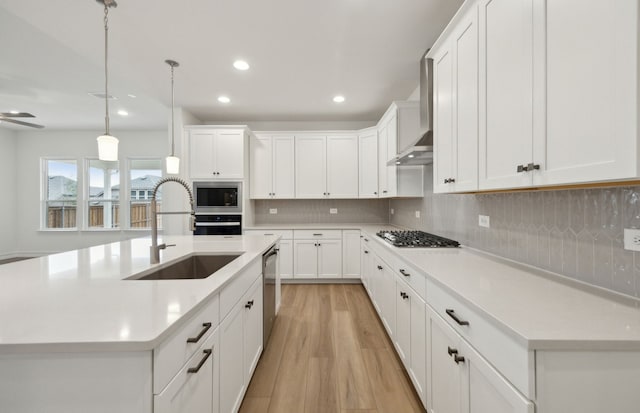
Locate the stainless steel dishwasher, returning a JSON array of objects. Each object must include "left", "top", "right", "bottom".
[{"left": 262, "top": 245, "right": 277, "bottom": 348}]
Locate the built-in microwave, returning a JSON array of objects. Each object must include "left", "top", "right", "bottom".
[{"left": 193, "top": 181, "right": 242, "bottom": 214}]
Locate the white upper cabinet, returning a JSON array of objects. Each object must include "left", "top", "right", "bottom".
[
  {"left": 295, "top": 135, "right": 327, "bottom": 198},
  {"left": 533, "top": 0, "right": 639, "bottom": 186},
  {"left": 189, "top": 129, "right": 245, "bottom": 180},
  {"left": 326, "top": 135, "right": 359, "bottom": 198},
  {"left": 358, "top": 129, "right": 379, "bottom": 198},
  {"left": 250, "top": 135, "right": 295, "bottom": 199},
  {"left": 433, "top": 4, "right": 479, "bottom": 194},
  {"left": 295, "top": 134, "right": 359, "bottom": 199},
  {"left": 478, "top": 0, "right": 534, "bottom": 190},
  {"left": 378, "top": 122, "right": 390, "bottom": 197}
]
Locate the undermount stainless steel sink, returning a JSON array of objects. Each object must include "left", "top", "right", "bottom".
[{"left": 127, "top": 254, "right": 242, "bottom": 280}]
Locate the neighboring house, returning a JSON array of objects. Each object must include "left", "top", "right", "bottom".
[
  {"left": 89, "top": 174, "right": 162, "bottom": 200},
  {"left": 47, "top": 176, "right": 77, "bottom": 201}
]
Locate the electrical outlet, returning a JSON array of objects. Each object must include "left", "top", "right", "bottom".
[
  {"left": 330, "top": 208, "right": 338, "bottom": 214},
  {"left": 479, "top": 215, "right": 490, "bottom": 228},
  {"left": 269, "top": 208, "right": 278, "bottom": 215},
  {"left": 390, "top": 208, "right": 395, "bottom": 215},
  {"left": 415, "top": 211, "right": 420, "bottom": 218},
  {"left": 624, "top": 228, "right": 640, "bottom": 251}
]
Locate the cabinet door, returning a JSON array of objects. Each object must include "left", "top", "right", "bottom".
[
  {"left": 295, "top": 135, "right": 327, "bottom": 198},
  {"left": 378, "top": 124, "right": 389, "bottom": 197},
  {"left": 460, "top": 340, "right": 534, "bottom": 413},
  {"left": 154, "top": 328, "right": 218, "bottom": 413},
  {"left": 534, "top": 0, "right": 638, "bottom": 186},
  {"left": 214, "top": 131, "right": 244, "bottom": 179},
  {"left": 342, "top": 230, "right": 361, "bottom": 278},
  {"left": 243, "top": 279, "right": 263, "bottom": 384},
  {"left": 250, "top": 135, "right": 273, "bottom": 199},
  {"left": 379, "top": 263, "right": 396, "bottom": 337},
  {"left": 272, "top": 136, "right": 295, "bottom": 198},
  {"left": 371, "top": 256, "right": 384, "bottom": 314},
  {"left": 318, "top": 239, "right": 343, "bottom": 279},
  {"left": 386, "top": 113, "right": 398, "bottom": 162},
  {"left": 278, "top": 239, "right": 294, "bottom": 279},
  {"left": 326, "top": 135, "right": 359, "bottom": 198},
  {"left": 432, "top": 42, "right": 455, "bottom": 194},
  {"left": 395, "top": 280, "right": 412, "bottom": 367},
  {"left": 358, "top": 130, "right": 379, "bottom": 198},
  {"left": 293, "top": 240, "right": 318, "bottom": 278},
  {"left": 410, "top": 294, "right": 427, "bottom": 406},
  {"left": 360, "top": 242, "right": 370, "bottom": 292},
  {"left": 452, "top": 6, "right": 479, "bottom": 193},
  {"left": 190, "top": 131, "right": 216, "bottom": 179},
  {"left": 478, "top": 0, "right": 534, "bottom": 190},
  {"left": 220, "top": 302, "right": 245, "bottom": 413},
  {"left": 428, "top": 309, "right": 462, "bottom": 413}
]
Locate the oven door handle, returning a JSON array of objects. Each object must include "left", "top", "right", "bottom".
[{"left": 195, "top": 222, "right": 241, "bottom": 227}]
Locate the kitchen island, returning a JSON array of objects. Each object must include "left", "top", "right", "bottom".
[{"left": 0, "top": 234, "right": 278, "bottom": 413}]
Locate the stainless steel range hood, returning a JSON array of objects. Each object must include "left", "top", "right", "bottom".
[{"left": 391, "top": 50, "right": 434, "bottom": 166}]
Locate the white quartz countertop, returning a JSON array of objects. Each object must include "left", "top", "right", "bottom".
[
  {"left": 244, "top": 223, "right": 389, "bottom": 230},
  {"left": 0, "top": 235, "right": 277, "bottom": 354},
  {"left": 359, "top": 228, "right": 640, "bottom": 351}
]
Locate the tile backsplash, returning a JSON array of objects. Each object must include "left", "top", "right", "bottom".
[
  {"left": 253, "top": 199, "right": 389, "bottom": 224},
  {"left": 390, "top": 167, "right": 640, "bottom": 299}
]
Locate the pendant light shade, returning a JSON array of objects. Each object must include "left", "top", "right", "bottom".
[
  {"left": 97, "top": 134, "right": 119, "bottom": 161},
  {"left": 165, "top": 59, "right": 180, "bottom": 174},
  {"left": 97, "top": 0, "right": 118, "bottom": 161}
]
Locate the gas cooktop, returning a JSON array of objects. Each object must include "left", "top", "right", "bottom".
[{"left": 377, "top": 230, "right": 460, "bottom": 248}]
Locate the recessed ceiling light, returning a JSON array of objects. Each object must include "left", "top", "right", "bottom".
[
  {"left": 408, "top": 154, "right": 415, "bottom": 158},
  {"left": 9, "top": 110, "right": 19, "bottom": 114},
  {"left": 218, "top": 96, "right": 231, "bottom": 104},
  {"left": 117, "top": 109, "right": 129, "bottom": 116},
  {"left": 396, "top": 161, "right": 401, "bottom": 165},
  {"left": 233, "top": 60, "right": 250, "bottom": 71},
  {"left": 127, "top": 94, "right": 137, "bottom": 98},
  {"left": 333, "top": 95, "right": 345, "bottom": 103}
]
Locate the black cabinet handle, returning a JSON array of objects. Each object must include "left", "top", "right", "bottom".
[
  {"left": 187, "top": 348, "right": 213, "bottom": 374},
  {"left": 447, "top": 346, "right": 458, "bottom": 356},
  {"left": 446, "top": 309, "right": 470, "bottom": 326},
  {"left": 377, "top": 265, "right": 383, "bottom": 270},
  {"left": 454, "top": 355, "right": 465, "bottom": 364},
  {"left": 364, "top": 238, "right": 369, "bottom": 242},
  {"left": 245, "top": 300, "right": 254, "bottom": 309},
  {"left": 399, "top": 269, "right": 410, "bottom": 277},
  {"left": 383, "top": 190, "right": 388, "bottom": 193},
  {"left": 401, "top": 292, "right": 409, "bottom": 300},
  {"left": 364, "top": 250, "right": 369, "bottom": 254},
  {"left": 374, "top": 191, "right": 378, "bottom": 194},
  {"left": 186, "top": 322, "right": 212, "bottom": 343}
]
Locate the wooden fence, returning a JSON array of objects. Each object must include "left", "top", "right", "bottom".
[{"left": 47, "top": 203, "right": 157, "bottom": 228}]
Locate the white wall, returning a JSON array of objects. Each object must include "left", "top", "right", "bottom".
[
  {"left": 0, "top": 128, "right": 17, "bottom": 258},
  {"left": 14, "top": 129, "right": 167, "bottom": 255},
  {"left": 407, "top": 85, "right": 420, "bottom": 101}
]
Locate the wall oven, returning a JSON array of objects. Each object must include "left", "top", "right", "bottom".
[
  {"left": 193, "top": 214, "right": 242, "bottom": 235},
  {"left": 193, "top": 181, "right": 242, "bottom": 214}
]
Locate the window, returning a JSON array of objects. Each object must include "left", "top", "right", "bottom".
[
  {"left": 87, "top": 160, "right": 120, "bottom": 229},
  {"left": 44, "top": 159, "right": 78, "bottom": 229},
  {"left": 129, "top": 159, "right": 162, "bottom": 228}
]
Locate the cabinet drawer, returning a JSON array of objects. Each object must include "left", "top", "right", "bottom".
[
  {"left": 244, "top": 229, "right": 293, "bottom": 239},
  {"left": 154, "top": 294, "right": 220, "bottom": 393},
  {"left": 220, "top": 259, "right": 262, "bottom": 320},
  {"left": 426, "top": 279, "right": 534, "bottom": 398},
  {"left": 294, "top": 229, "right": 342, "bottom": 239},
  {"left": 392, "top": 259, "right": 426, "bottom": 301},
  {"left": 154, "top": 327, "right": 219, "bottom": 413}
]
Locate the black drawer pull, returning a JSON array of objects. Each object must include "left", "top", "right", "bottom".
[
  {"left": 399, "top": 269, "right": 410, "bottom": 277},
  {"left": 364, "top": 250, "right": 369, "bottom": 254},
  {"left": 446, "top": 309, "right": 470, "bottom": 326},
  {"left": 187, "top": 348, "right": 213, "bottom": 374},
  {"left": 454, "top": 355, "right": 465, "bottom": 364},
  {"left": 186, "top": 322, "right": 212, "bottom": 343},
  {"left": 377, "top": 265, "right": 383, "bottom": 270},
  {"left": 313, "top": 233, "right": 323, "bottom": 236},
  {"left": 245, "top": 300, "right": 254, "bottom": 309},
  {"left": 447, "top": 346, "right": 458, "bottom": 356}
]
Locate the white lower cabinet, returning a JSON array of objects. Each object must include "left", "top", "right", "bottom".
[
  {"left": 372, "top": 255, "right": 395, "bottom": 338},
  {"left": 220, "top": 276, "right": 263, "bottom": 413},
  {"left": 293, "top": 231, "right": 343, "bottom": 279},
  {"left": 342, "top": 230, "right": 361, "bottom": 278},
  {"left": 278, "top": 239, "right": 293, "bottom": 279},
  {"left": 154, "top": 328, "right": 220, "bottom": 413},
  {"left": 428, "top": 307, "right": 462, "bottom": 413}
]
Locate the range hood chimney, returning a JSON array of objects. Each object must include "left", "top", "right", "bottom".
[{"left": 392, "top": 50, "right": 434, "bottom": 166}]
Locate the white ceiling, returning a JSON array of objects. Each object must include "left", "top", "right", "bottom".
[{"left": 0, "top": 0, "right": 462, "bottom": 130}]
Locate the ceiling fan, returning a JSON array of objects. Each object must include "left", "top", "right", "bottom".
[{"left": 0, "top": 112, "right": 45, "bottom": 129}]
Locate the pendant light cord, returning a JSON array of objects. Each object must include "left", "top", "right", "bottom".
[
  {"left": 170, "top": 64, "right": 175, "bottom": 156},
  {"left": 104, "top": 3, "right": 110, "bottom": 136}
]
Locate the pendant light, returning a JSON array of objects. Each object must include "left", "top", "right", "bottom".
[
  {"left": 165, "top": 59, "right": 180, "bottom": 174},
  {"left": 96, "top": 0, "right": 118, "bottom": 161}
]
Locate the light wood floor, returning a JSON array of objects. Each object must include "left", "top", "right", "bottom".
[{"left": 239, "top": 284, "right": 425, "bottom": 413}]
